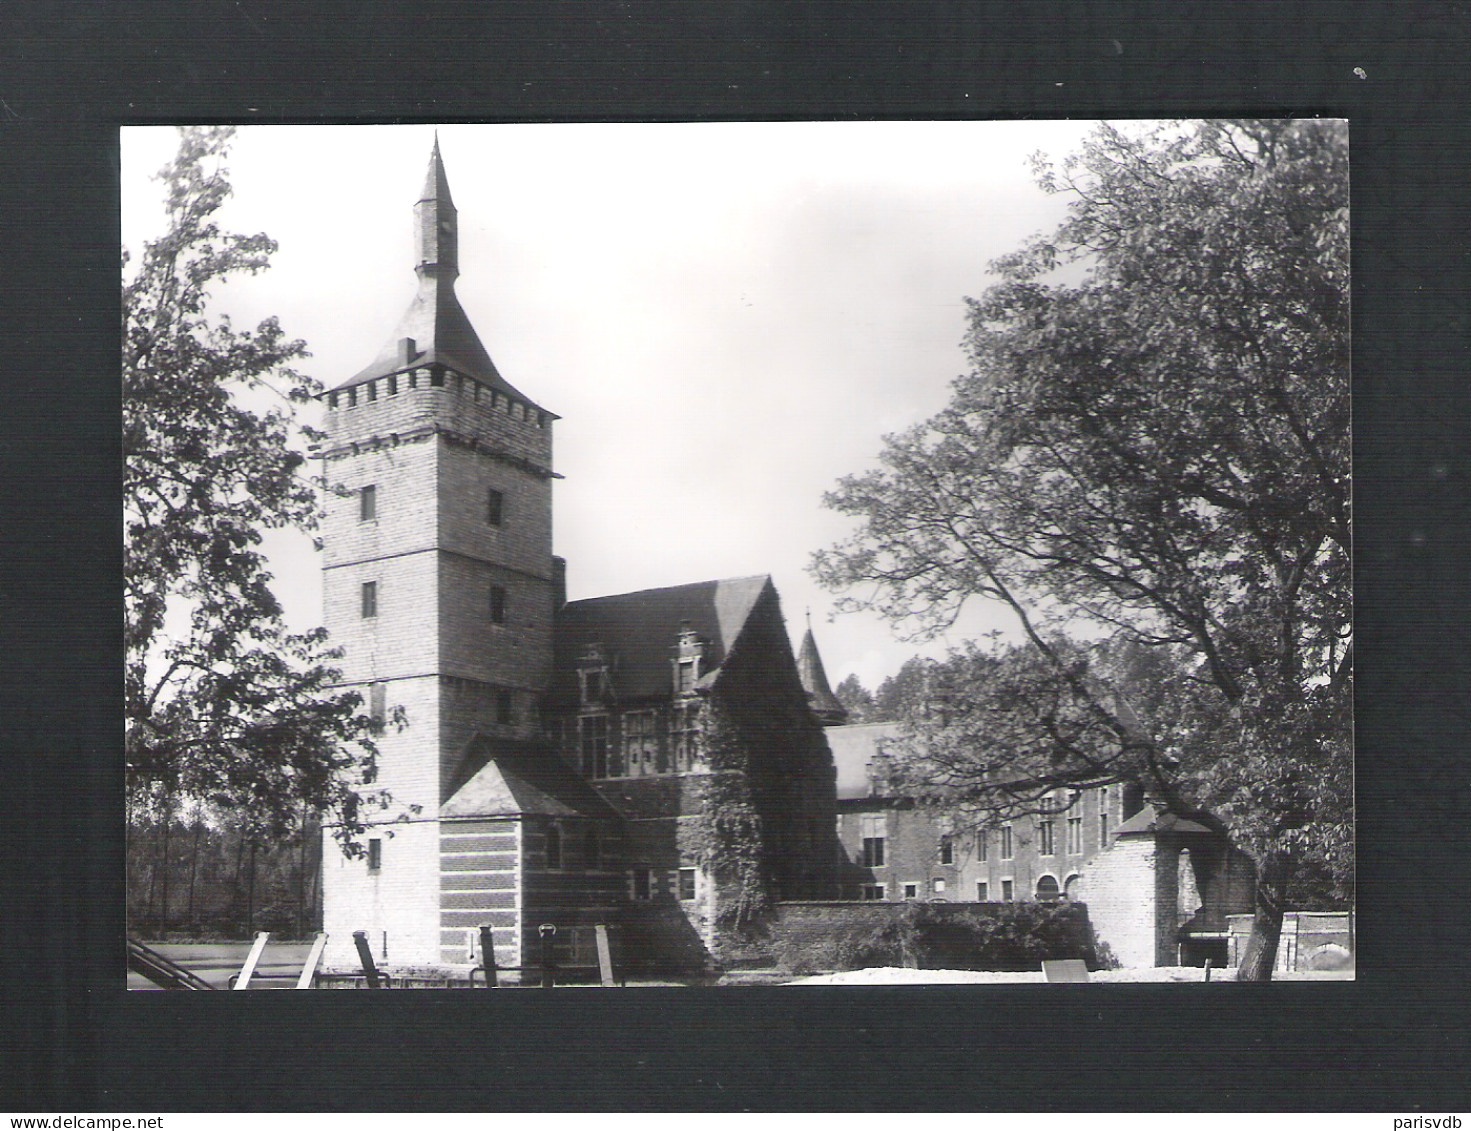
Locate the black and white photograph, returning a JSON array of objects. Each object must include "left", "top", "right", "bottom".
[{"left": 122, "top": 119, "right": 1352, "bottom": 992}]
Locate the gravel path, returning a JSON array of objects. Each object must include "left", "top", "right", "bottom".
[{"left": 786, "top": 966, "right": 1354, "bottom": 984}]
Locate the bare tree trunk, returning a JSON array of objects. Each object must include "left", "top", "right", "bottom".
[
  {"left": 144, "top": 822, "right": 161, "bottom": 932},
  {"left": 233, "top": 831, "right": 247, "bottom": 935},
  {"left": 297, "top": 807, "right": 309, "bottom": 938},
  {"left": 1237, "top": 854, "right": 1294, "bottom": 982},
  {"left": 186, "top": 816, "right": 202, "bottom": 925},
  {"left": 246, "top": 840, "right": 257, "bottom": 939},
  {"left": 159, "top": 799, "right": 172, "bottom": 936}
]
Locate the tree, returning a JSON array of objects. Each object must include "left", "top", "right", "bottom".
[
  {"left": 871, "top": 656, "right": 939, "bottom": 723},
  {"left": 832, "top": 673, "right": 875, "bottom": 722},
  {"left": 813, "top": 120, "right": 1350, "bottom": 979},
  {"left": 124, "top": 127, "right": 391, "bottom": 857}
]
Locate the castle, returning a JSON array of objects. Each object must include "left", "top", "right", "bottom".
[
  {"left": 317, "top": 141, "right": 840, "bottom": 973},
  {"left": 317, "top": 140, "right": 1255, "bottom": 976}
]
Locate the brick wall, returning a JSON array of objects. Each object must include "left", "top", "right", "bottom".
[
  {"left": 1077, "top": 835, "right": 1159, "bottom": 967},
  {"left": 520, "top": 816, "right": 628, "bottom": 969},
  {"left": 322, "top": 817, "right": 444, "bottom": 967},
  {"left": 322, "top": 675, "right": 442, "bottom": 966},
  {"left": 439, "top": 816, "right": 521, "bottom": 967},
  {"left": 835, "top": 782, "right": 1141, "bottom": 905}
]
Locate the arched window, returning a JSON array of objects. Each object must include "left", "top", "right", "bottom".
[
  {"left": 1035, "top": 874, "right": 1060, "bottom": 901},
  {"left": 1064, "top": 874, "right": 1081, "bottom": 901}
]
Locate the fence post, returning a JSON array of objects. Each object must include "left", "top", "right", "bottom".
[
  {"left": 594, "top": 923, "right": 615, "bottom": 987},
  {"left": 233, "top": 931, "right": 270, "bottom": 990},
  {"left": 353, "top": 930, "right": 383, "bottom": 989},
  {"left": 478, "top": 923, "right": 498, "bottom": 988},
  {"left": 295, "top": 932, "right": 328, "bottom": 990},
  {"left": 538, "top": 923, "right": 557, "bottom": 988}
]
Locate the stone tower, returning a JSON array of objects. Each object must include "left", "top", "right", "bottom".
[{"left": 318, "top": 139, "right": 559, "bottom": 966}]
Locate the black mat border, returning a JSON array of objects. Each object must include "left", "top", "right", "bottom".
[{"left": 4, "top": 0, "right": 1469, "bottom": 1113}]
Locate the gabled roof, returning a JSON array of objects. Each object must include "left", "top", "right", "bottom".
[
  {"left": 442, "top": 735, "right": 619, "bottom": 819},
  {"left": 1113, "top": 806, "right": 1217, "bottom": 838},
  {"left": 552, "top": 575, "right": 773, "bottom": 703}
]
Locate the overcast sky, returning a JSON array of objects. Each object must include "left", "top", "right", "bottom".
[{"left": 121, "top": 121, "right": 1102, "bottom": 691}]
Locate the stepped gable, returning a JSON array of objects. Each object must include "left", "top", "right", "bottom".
[
  {"left": 442, "top": 735, "right": 620, "bottom": 818},
  {"left": 551, "top": 575, "right": 773, "bottom": 704},
  {"left": 797, "top": 620, "right": 849, "bottom": 725},
  {"left": 332, "top": 135, "right": 548, "bottom": 414}
]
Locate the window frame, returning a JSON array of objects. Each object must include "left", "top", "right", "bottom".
[
  {"left": 486, "top": 487, "right": 504, "bottom": 527},
  {"left": 367, "top": 838, "right": 382, "bottom": 872},
  {"left": 1000, "top": 823, "right": 1014, "bottom": 860},
  {"left": 361, "top": 580, "right": 378, "bottom": 619},
  {"left": 859, "top": 813, "right": 888, "bottom": 869},
  {"left": 359, "top": 484, "right": 377, "bottom": 522},
  {"left": 489, "top": 584, "right": 507, "bottom": 624},
  {"left": 1038, "top": 817, "right": 1056, "bottom": 856},
  {"left": 939, "top": 836, "right": 954, "bottom": 865},
  {"left": 677, "top": 867, "right": 697, "bottom": 901}
]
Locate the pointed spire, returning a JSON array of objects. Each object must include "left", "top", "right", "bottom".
[
  {"left": 797, "top": 622, "right": 848, "bottom": 726},
  {"left": 415, "top": 135, "right": 457, "bottom": 279},
  {"left": 333, "top": 137, "right": 552, "bottom": 420},
  {"left": 419, "top": 132, "right": 455, "bottom": 209}
]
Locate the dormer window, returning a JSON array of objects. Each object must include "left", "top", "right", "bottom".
[
  {"left": 577, "top": 643, "right": 613, "bottom": 707},
  {"left": 672, "top": 622, "right": 704, "bottom": 694}
]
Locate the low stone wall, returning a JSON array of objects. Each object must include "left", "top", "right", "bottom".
[{"left": 1227, "top": 910, "right": 1354, "bottom": 971}]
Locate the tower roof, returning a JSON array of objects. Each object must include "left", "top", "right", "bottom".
[
  {"left": 419, "top": 133, "right": 455, "bottom": 208},
  {"left": 331, "top": 139, "right": 549, "bottom": 415},
  {"left": 797, "top": 620, "right": 849, "bottom": 725}
]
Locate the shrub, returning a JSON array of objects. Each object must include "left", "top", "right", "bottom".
[{"left": 769, "top": 902, "right": 1094, "bottom": 975}]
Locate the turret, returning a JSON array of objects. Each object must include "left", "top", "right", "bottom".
[
  {"left": 797, "top": 616, "right": 849, "bottom": 726},
  {"left": 415, "top": 134, "right": 458, "bottom": 280}
]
